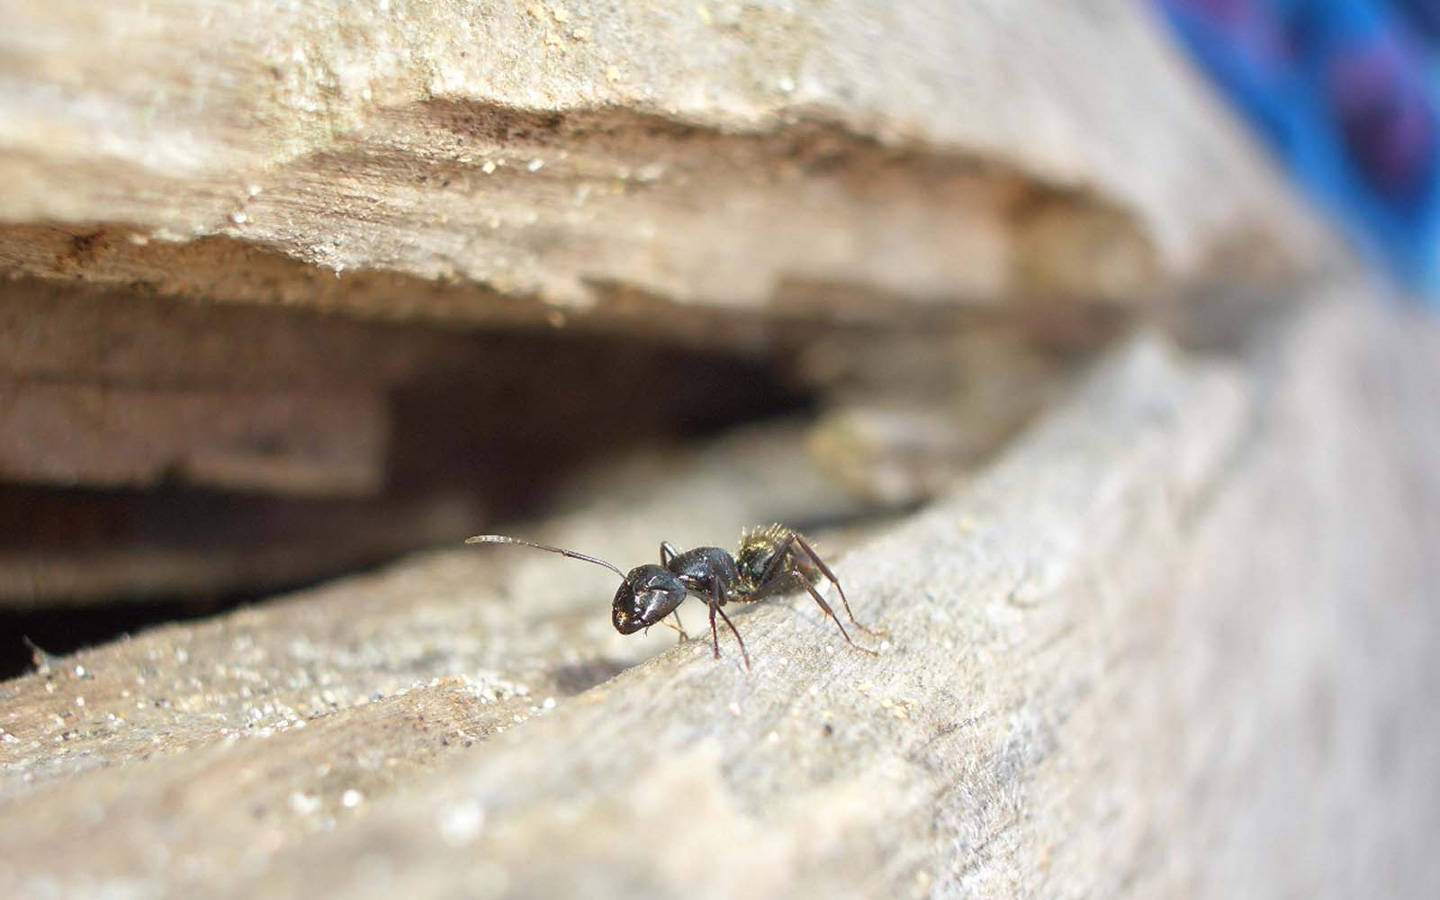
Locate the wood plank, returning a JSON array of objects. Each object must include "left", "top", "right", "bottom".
[
  {"left": 0, "top": 1, "right": 1332, "bottom": 331},
  {"left": 2, "top": 298, "right": 1437, "bottom": 896}
]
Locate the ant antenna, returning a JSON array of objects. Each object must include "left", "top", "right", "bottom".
[{"left": 465, "top": 534, "right": 626, "bottom": 578}]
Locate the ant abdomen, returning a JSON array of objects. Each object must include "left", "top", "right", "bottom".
[{"left": 735, "top": 523, "right": 810, "bottom": 588}]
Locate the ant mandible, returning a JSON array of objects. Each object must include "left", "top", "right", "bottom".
[{"left": 466, "top": 524, "right": 877, "bottom": 670}]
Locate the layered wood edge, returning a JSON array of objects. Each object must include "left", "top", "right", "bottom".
[{"left": 0, "top": 0, "right": 1334, "bottom": 336}]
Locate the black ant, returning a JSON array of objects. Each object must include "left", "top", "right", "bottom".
[{"left": 466, "top": 524, "right": 877, "bottom": 670}]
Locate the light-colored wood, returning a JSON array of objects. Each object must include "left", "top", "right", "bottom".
[
  {"left": 4, "top": 298, "right": 1434, "bottom": 896},
  {"left": 0, "top": 0, "right": 1333, "bottom": 332}
]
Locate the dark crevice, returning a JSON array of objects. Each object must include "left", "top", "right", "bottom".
[{"left": 0, "top": 293, "right": 815, "bottom": 681}]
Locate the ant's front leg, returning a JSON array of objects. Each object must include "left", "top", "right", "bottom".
[
  {"left": 661, "top": 609, "right": 689, "bottom": 642},
  {"left": 707, "top": 575, "right": 750, "bottom": 671},
  {"left": 660, "top": 541, "right": 680, "bottom": 568}
]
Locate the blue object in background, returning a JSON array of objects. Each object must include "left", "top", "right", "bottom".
[{"left": 1153, "top": 0, "right": 1440, "bottom": 305}]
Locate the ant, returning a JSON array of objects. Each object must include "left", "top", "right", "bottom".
[{"left": 466, "top": 524, "right": 877, "bottom": 670}]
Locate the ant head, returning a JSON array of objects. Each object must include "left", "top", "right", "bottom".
[
  {"left": 464, "top": 535, "right": 687, "bottom": 635},
  {"left": 612, "top": 565, "right": 687, "bottom": 634}
]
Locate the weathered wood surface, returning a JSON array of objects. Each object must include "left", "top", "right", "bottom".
[
  {"left": 0, "top": 0, "right": 1332, "bottom": 332},
  {"left": 2, "top": 295, "right": 1435, "bottom": 896}
]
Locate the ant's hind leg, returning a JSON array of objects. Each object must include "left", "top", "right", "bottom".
[
  {"left": 791, "top": 534, "right": 880, "bottom": 636},
  {"left": 796, "top": 568, "right": 877, "bottom": 656}
]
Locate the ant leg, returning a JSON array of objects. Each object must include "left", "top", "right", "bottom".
[
  {"left": 660, "top": 541, "right": 680, "bottom": 568},
  {"left": 793, "top": 565, "right": 877, "bottom": 656},
  {"left": 670, "top": 610, "right": 689, "bottom": 641},
  {"left": 660, "top": 611, "right": 689, "bottom": 642},
  {"left": 710, "top": 575, "right": 751, "bottom": 671},
  {"left": 714, "top": 604, "right": 750, "bottom": 672},
  {"left": 707, "top": 598, "right": 721, "bottom": 659},
  {"left": 756, "top": 533, "right": 796, "bottom": 586},
  {"left": 790, "top": 533, "right": 877, "bottom": 636}
]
